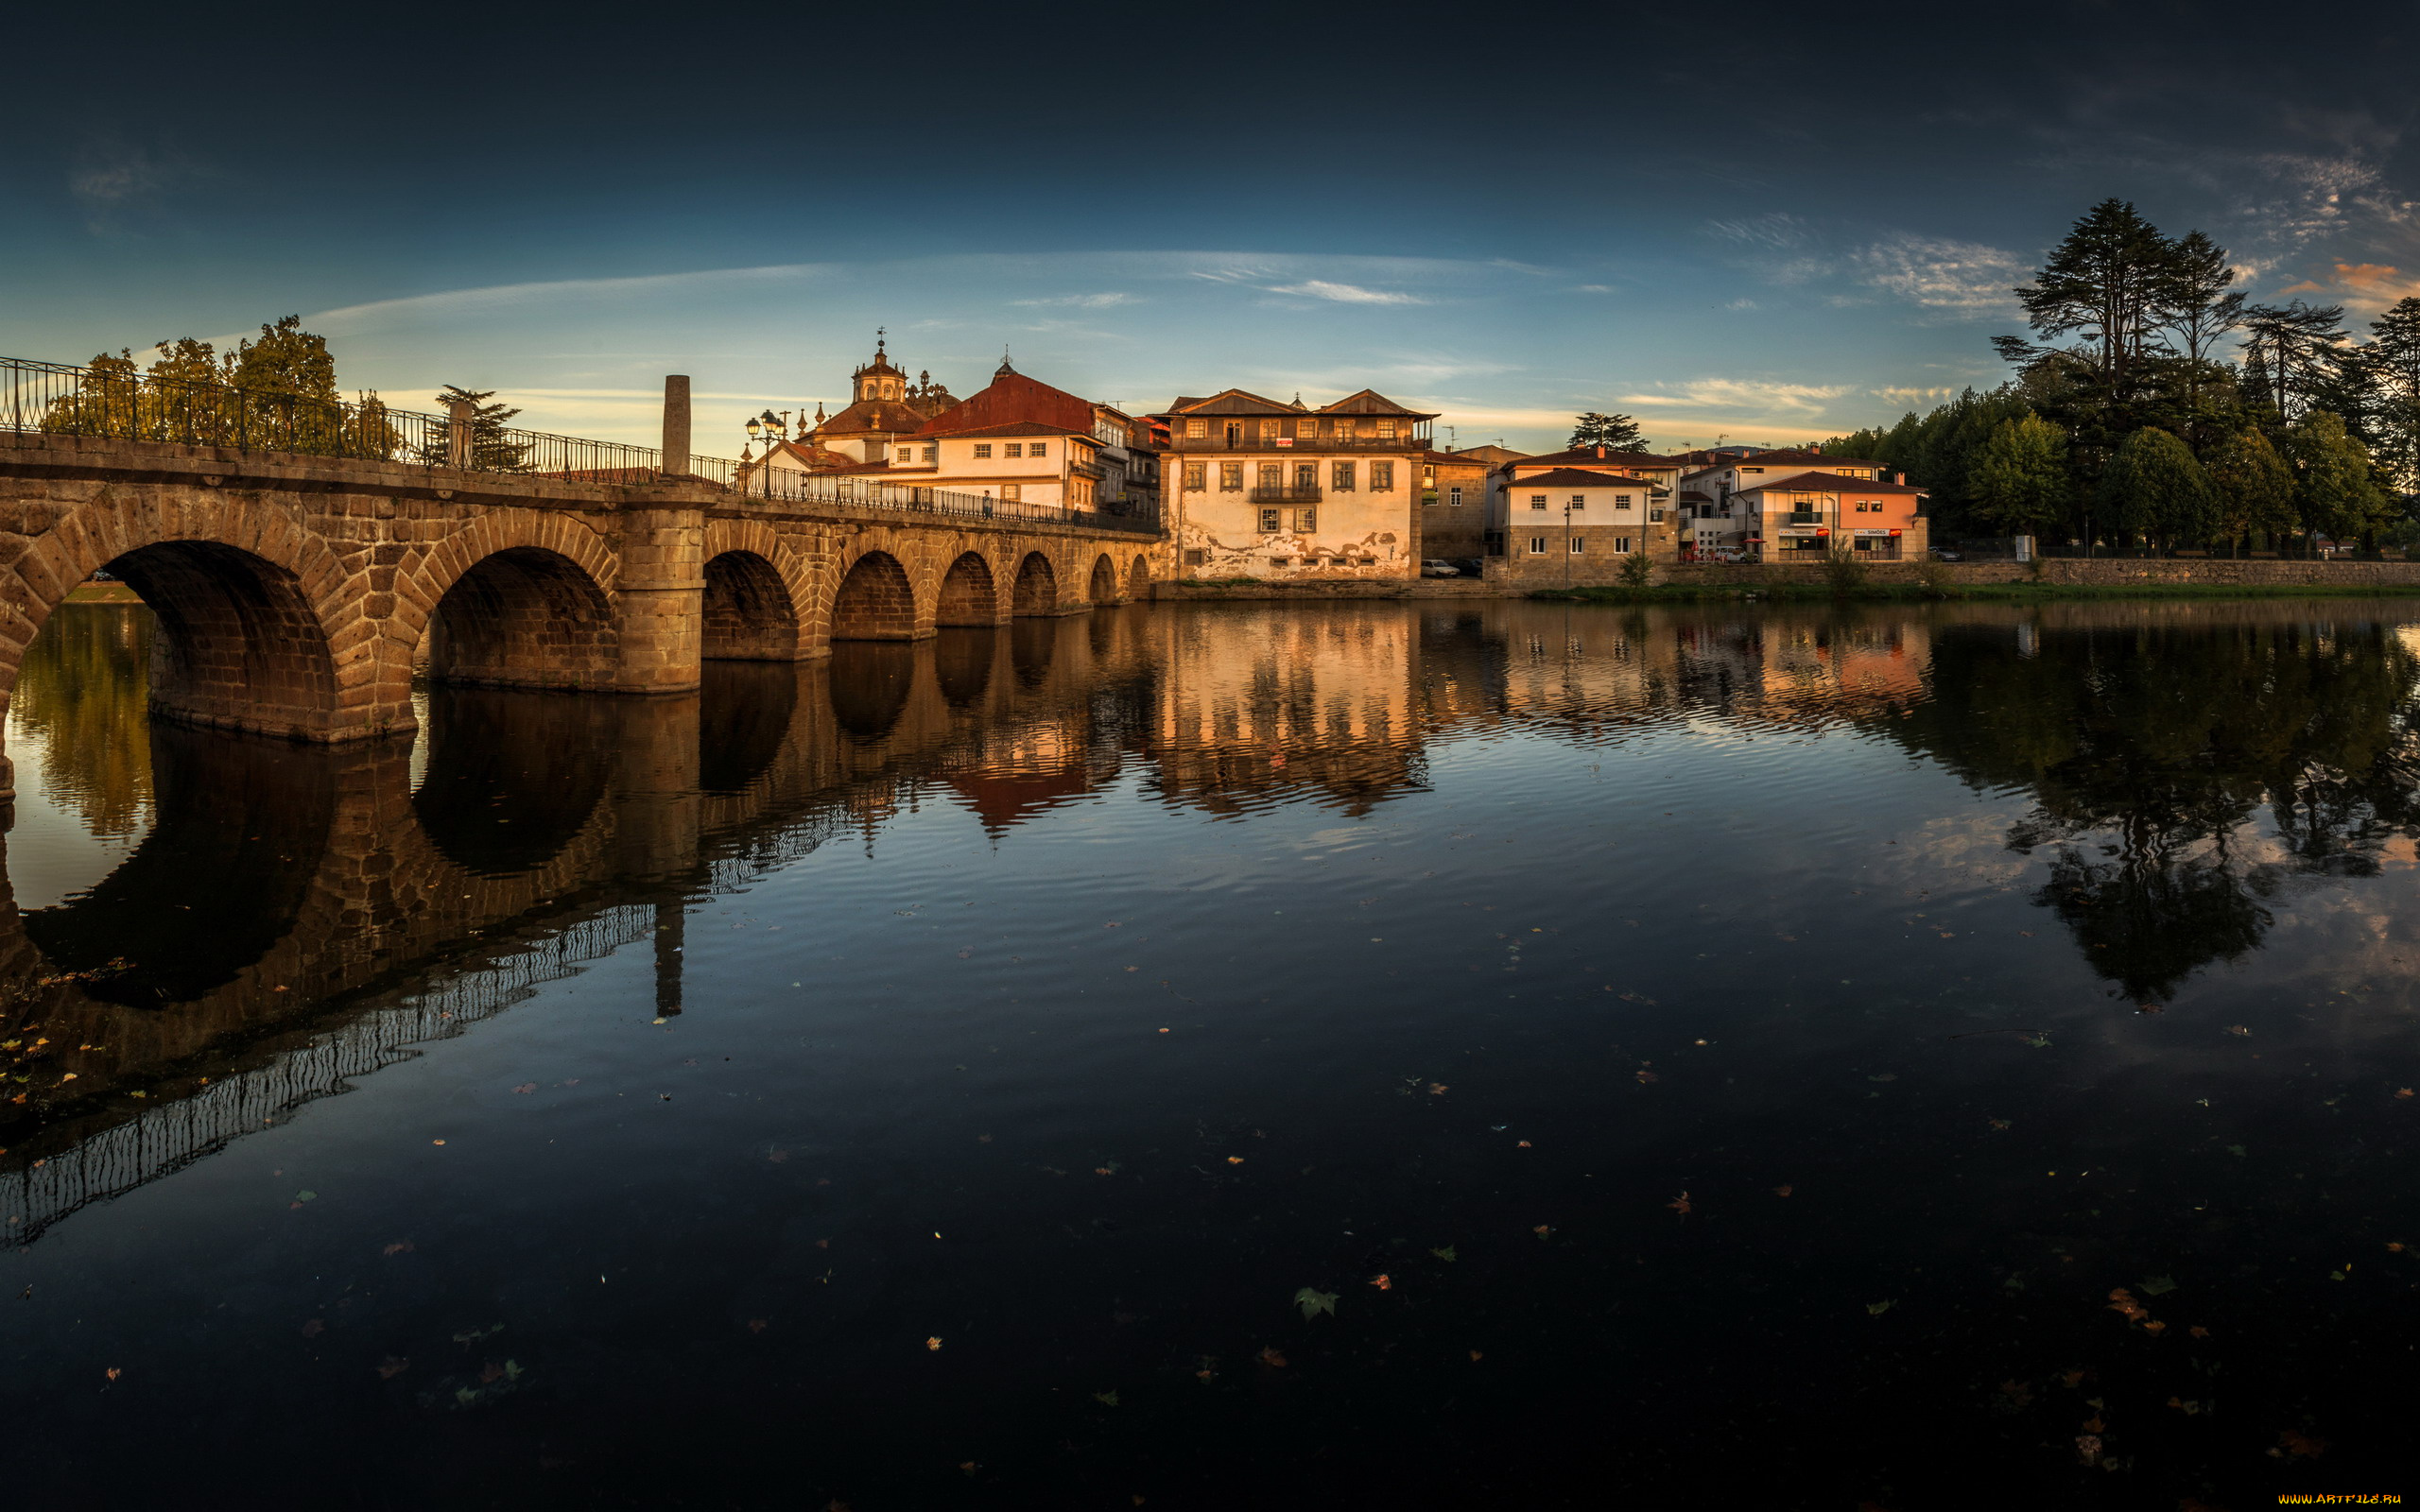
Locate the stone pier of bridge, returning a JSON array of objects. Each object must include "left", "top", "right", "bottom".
[{"left": 0, "top": 428, "right": 1165, "bottom": 800}]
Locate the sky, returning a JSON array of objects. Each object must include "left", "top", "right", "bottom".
[{"left": 5, "top": 0, "right": 2417, "bottom": 456}]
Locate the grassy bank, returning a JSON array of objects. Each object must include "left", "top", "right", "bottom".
[{"left": 1530, "top": 580, "right": 2420, "bottom": 605}]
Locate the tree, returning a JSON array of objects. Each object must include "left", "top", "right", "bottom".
[
  {"left": 2239, "top": 301, "right": 2348, "bottom": 423},
  {"left": 2361, "top": 296, "right": 2420, "bottom": 494},
  {"left": 1567, "top": 412, "right": 1648, "bottom": 452},
  {"left": 2156, "top": 230, "right": 2244, "bottom": 369},
  {"left": 1968, "top": 415, "right": 2069, "bottom": 537},
  {"left": 2204, "top": 428, "right": 2296, "bottom": 554},
  {"left": 420, "top": 386, "right": 532, "bottom": 471},
  {"left": 2099, "top": 426, "right": 2214, "bottom": 550},
  {"left": 1996, "top": 199, "right": 2173, "bottom": 413},
  {"left": 2289, "top": 409, "right": 2393, "bottom": 547}
]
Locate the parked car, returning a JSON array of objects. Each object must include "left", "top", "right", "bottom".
[{"left": 1421, "top": 559, "right": 1461, "bottom": 577}]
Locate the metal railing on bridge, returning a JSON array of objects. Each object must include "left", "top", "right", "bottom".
[{"left": 0, "top": 354, "right": 1162, "bottom": 537}]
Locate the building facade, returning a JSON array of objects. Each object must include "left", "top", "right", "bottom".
[
  {"left": 1155, "top": 389, "right": 1435, "bottom": 579},
  {"left": 1419, "top": 450, "right": 1495, "bottom": 563},
  {"left": 1729, "top": 470, "right": 1928, "bottom": 560}
]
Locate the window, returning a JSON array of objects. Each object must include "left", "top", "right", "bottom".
[
  {"left": 974, "top": 443, "right": 994, "bottom": 459},
  {"left": 896, "top": 447, "right": 912, "bottom": 462},
  {"left": 1185, "top": 418, "right": 1206, "bottom": 438},
  {"left": 923, "top": 445, "right": 937, "bottom": 463},
  {"left": 1295, "top": 507, "right": 1317, "bottom": 532},
  {"left": 1741, "top": 466, "right": 1763, "bottom": 473},
  {"left": 1184, "top": 462, "right": 1206, "bottom": 492},
  {"left": 1615, "top": 494, "right": 1634, "bottom": 509},
  {"left": 1001, "top": 483, "right": 1021, "bottom": 501},
  {"left": 1259, "top": 507, "right": 1282, "bottom": 532},
  {"left": 1270, "top": 557, "right": 1292, "bottom": 566},
  {"left": 1448, "top": 487, "right": 1464, "bottom": 507},
  {"left": 1530, "top": 494, "right": 1547, "bottom": 510},
  {"left": 1357, "top": 556, "right": 1376, "bottom": 566},
  {"left": 1297, "top": 418, "right": 1318, "bottom": 438},
  {"left": 1004, "top": 443, "right": 1023, "bottom": 458},
  {"left": 1612, "top": 537, "right": 1634, "bottom": 554},
  {"left": 1259, "top": 463, "right": 1282, "bottom": 490},
  {"left": 1528, "top": 537, "right": 1547, "bottom": 554},
  {"left": 1184, "top": 547, "right": 1208, "bottom": 565},
  {"left": 1376, "top": 419, "right": 1397, "bottom": 439},
  {"left": 1029, "top": 441, "right": 1046, "bottom": 457},
  {"left": 1569, "top": 537, "right": 1586, "bottom": 553},
  {"left": 1649, "top": 508, "right": 1665, "bottom": 523},
  {"left": 1371, "top": 461, "right": 1394, "bottom": 490},
  {"left": 1332, "top": 461, "right": 1357, "bottom": 491},
  {"left": 1219, "top": 463, "right": 1244, "bottom": 491},
  {"left": 1569, "top": 494, "right": 1586, "bottom": 511}
]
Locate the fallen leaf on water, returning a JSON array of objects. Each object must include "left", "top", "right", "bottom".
[
  {"left": 748, "top": 1319, "right": 769, "bottom": 1333},
  {"left": 1257, "top": 1347, "right": 1288, "bottom": 1367},
  {"left": 1635, "top": 1070, "right": 1659, "bottom": 1084},
  {"left": 2225, "top": 1025, "right": 2251, "bottom": 1037},
  {"left": 1772, "top": 1185, "right": 1793, "bottom": 1197},
  {"left": 2059, "top": 1368, "right": 2087, "bottom": 1388},
  {"left": 376, "top": 1356, "right": 409, "bottom": 1379},
  {"left": 1469, "top": 1349, "right": 1484, "bottom": 1361},
  {"left": 511, "top": 1083, "right": 536, "bottom": 1094},
  {"left": 1428, "top": 1083, "right": 1449, "bottom": 1095},
  {"left": 926, "top": 1337, "right": 942, "bottom": 1350},
  {"left": 2228, "top": 1144, "right": 2247, "bottom": 1158},
  {"left": 2139, "top": 1275, "right": 2178, "bottom": 1297},
  {"left": 2074, "top": 1434, "right": 2101, "bottom": 1465},
  {"left": 301, "top": 1319, "right": 323, "bottom": 1338},
  {"left": 1517, "top": 1140, "right": 1532, "bottom": 1148},
  {"left": 815, "top": 1239, "right": 831, "bottom": 1249},
  {"left": 2389, "top": 1243, "right": 2407, "bottom": 1253},
  {"left": 959, "top": 1463, "right": 977, "bottom": 1477},
  {"left": 1226, "top": 1157, "right": 1244, "bottom": 1165},
  {"left": 2398, "top": 1088, "right": 2414, "bottom": 1099},
  {"left": 1866, "top": 1300, "right": 1894, "bottom": 1315},
  {"left": 1295, "top": 1287, "right": 1339, "bottom": 1320},
  {"left": 105, "top": 1367, "right": 120, "bottom": 1381},
  {"left": 2278, "top": 1429, "right": 2328, "bottom": 1458},
  {"left": 1430, "top": 1246, "right": 1457, "bottom": 1263},
  {"left": 1093, "top": 1390, "right": 1120, "bottom": 1407},
  {"left": 1988, "top": 1119, "right": 2013, "bottom": 1130},
  {"left": 1668, "top": 1193, "right": 1692, "bottom": 1216},
  {"left": 1532, "top": 1225, "right": 1553, "bottom": 1241},
  {"left": 293, "top": 1190, "right": 317, "bottom": 1204},
  {"left": 383, "top": 1242, "right": 413, "bottom": 1256},
  {"left": 2189, "top": 1325, "right": 2211, "bottom": 1338},
  {"left": 1370, "top": 1274, "right": 1392, "bottom": 1291},
  {"left": 2142, "top": 1320, "right": 2168, "bottom": 1334}
]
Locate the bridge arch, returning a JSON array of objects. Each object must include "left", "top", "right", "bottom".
[
  {"left": 702, "top": 519, "right": 812, "bottom": 662},
  {"left": 829, "top": 550, "right": 921, "bottom": 642},
  {"left": 1129, "top": 554, "right": 1151, "bottom": 597},
  {"left": 1011, "top": 551, "right": 1058, "bottom": 617},
  {"left": 935, "top": 551, "right": 1003, "bottom": 627},
  {"left": 0, "top": 496, "right": 369, "bottom": 742},
  {"left": 402, "top": 514, "right": 620, "bottom": 692},
  {"left": 1087, "top": 553, "right": 1119, "bottom": 605}
]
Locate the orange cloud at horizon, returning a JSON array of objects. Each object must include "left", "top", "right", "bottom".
[{"left": 2277, "top": 262, "right": 2420, "bottom": 307}]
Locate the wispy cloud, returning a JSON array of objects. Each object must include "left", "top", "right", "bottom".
[
  {"left": 1264, "top": 280, "right": 1427, "bottom": 305},
  {"left": 1704, "top": 213, "right": 1810, "bottom": 249},
  {"left": 1872, "top": 385, "right": 1958, "bottom": 407},
  {"left": 1853, "top": 234, "right": 2029, "bottom": 318},
  {"left": 1011, "top": 292, "right": 1136, "bottom": 308},
  {"left": 1617, "top": 379, "right": 1853, "bottom": 415},
  {"left": 2276, "top": 260, "right": 2420, "bottom": 310}
]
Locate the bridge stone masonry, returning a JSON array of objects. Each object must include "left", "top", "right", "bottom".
[{"left": 0, "top": 371, "right": 1167, "bottom": 801}]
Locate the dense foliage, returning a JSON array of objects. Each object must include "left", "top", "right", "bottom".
[{"left": 1823, "top": 198, "right": 2419, "bottom": 553}]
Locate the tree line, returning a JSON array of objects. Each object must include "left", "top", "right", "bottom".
[{"left": 1824, "top": 199, "right": 2414, "bottom": 554}]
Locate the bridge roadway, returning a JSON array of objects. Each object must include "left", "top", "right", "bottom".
[
  {"left": 0, "top": 614, "right": 1162, "bottom": 1244},
  {"left": 0, "top": 431, "right": 1167, "bottom": 800}
]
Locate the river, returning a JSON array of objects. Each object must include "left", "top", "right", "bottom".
[{"left": 0, "top": 597, "right": 2413, "bottom": 1507}]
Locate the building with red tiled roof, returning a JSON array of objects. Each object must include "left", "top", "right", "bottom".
[
  {"left": 803, "top": 335, "right": 960, "bottom": 463},
  {"left": 1731, "top": 469, "right": 1928, "bottom": 562}
]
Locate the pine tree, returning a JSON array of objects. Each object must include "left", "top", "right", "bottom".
[
  {"left": 1566, "top": 412, "right": 1649, "bottom": 452},
  {"left": 2239, "top": 301, "right": 2348, "bottom": 423},
  {"left": 420, "top": 386, "right": 532, "bottom": 472},
  {"left": 2361, "top": 296, "right": 2420, "bottom": 494}
]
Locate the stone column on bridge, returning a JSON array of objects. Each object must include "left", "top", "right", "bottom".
[
  {"left": 661, "top": 376, "right": 691, "bottom": 479},
  {"left": 612, "top": 503, "right": 705, "bottom": 694}
]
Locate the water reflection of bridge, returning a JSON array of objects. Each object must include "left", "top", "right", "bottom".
[{"left": 9, "top": 596, "right": 2420, "bottom": 1238}]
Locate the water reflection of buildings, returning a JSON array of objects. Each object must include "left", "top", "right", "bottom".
[{"left": 8, "top": 598, "right": 2420, "bottom": 1236}]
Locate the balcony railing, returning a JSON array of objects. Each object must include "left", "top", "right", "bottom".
[{"left": 1248, "top": 485, "right": 1322, "bottom": 504}]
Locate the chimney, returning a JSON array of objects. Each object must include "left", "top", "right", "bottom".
[
  {"left": 1894, "top": 472, "right": 1906, "bottom": 486},
  {"left": 1594, "top": 444, "right": 1605, "bottom": 459},
  {"left": 1809, "top": 443, "right": 1823, "bottom": 455}
]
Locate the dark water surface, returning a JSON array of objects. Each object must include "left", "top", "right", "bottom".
[{"left": 3, "top": 598, "right": 2417, "bottom": 1508}]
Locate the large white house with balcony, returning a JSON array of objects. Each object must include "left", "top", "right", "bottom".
[{"left": 1152, "top": 388, "right": 1435, "bottom": 580}]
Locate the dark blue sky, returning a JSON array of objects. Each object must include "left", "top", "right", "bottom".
[{"left": 6, "top": 0, "right": 2411, "bottom": 453}]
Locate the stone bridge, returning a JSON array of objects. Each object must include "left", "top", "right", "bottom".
[{"left": 0, "top": 430, "right": 1166, "bottom": 799}]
